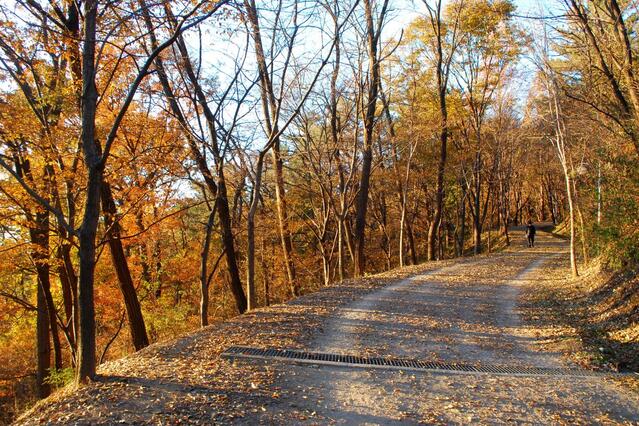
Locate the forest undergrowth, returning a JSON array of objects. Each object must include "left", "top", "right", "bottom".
[{"left": 521, "top": 255, "right": 639, "bottom": 391}]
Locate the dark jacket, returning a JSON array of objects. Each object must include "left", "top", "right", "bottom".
[{"left": 526, "top": 224, "right": 536, "bottom": 237}]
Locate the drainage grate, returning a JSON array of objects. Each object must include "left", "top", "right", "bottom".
[{"left": 221, "top": 346, "right": 625, "bottom": 378}]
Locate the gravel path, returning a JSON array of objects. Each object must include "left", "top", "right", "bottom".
[{"left": 240, "top": 231, "right": 639, "bottom": 424}]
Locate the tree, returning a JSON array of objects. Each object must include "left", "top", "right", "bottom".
[
  {"left": 420, "top": 0, "right": 464, "bottom": 261},
  {"left": 561, "top": 0, "right": 639, "bottom": 154},
  {"left": 0, "top": 0, "right": 226, "bottom": 383},
  {"left": 242, "top": 0, "right": 359, "bottom": 306},
  {"left": 139, "top": 0, "right": 250, "bottom": 318},
  {"left": 353, "top": 0, "right": 390, "bottom": 276},
  {"left": 451, "top": 0, "right": 520, "bottom": 255}
]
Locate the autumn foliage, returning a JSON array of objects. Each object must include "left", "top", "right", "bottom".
[{"left": 0, "top": 0, "right": 638, "bottom": 422}]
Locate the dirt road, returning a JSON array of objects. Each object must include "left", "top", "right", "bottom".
[
  {"left": 239, "top": 231, "right": 639, "bottom": 424},
  {"left": 16, "top": 230, "right": 638, "bottom": 425}
]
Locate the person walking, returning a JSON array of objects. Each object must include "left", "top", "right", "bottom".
[{"left": 526, "top": 221, "right": 537, "bottom": 247}]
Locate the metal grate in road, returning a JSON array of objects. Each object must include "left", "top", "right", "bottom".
[{"left": 221, "top": 346, "right": 626, "bottom": 378}]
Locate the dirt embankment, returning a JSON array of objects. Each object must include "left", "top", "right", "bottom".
[{"left": 520, "top": 257, "right": 638, "bottom": 375}]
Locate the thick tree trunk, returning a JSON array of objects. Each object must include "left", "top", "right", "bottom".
[
  {"left": 215, "top": 173, "right": 247, "bottom": 313},
  {"left": 473, "top": 218, "right": 481, "bottom": 254},
  {"left": 101, "top": 182, "right": 149, "bottom": 350},
  {"left": 353, "top": 140, "right": 372, "bottom": 276},
  {"left": 31, "top": 177, "right": 63, "bottom": 372},
  {"left": 77, "top": 169, "right": 100, "bottom": 383},
  {"left": 320, "top": 242, "right": 331, "bottom": 286},
  {"left": 76, "top": 0, "right": 99, "bottom": 384},
  {"left": 428, "top": 128, "right": 447, "bottom": 261}
]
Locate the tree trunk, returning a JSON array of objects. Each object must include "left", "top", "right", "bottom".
[
  {"left": 200, "top": 208, "right": 216, "bottom": 327},
  {"left": 473, "top": 151, "right": 482, "bottom": 255},
  {"left": 101, "top": 182, "right": 149, "bottom": 350},
  {"left": 30, "top": 210, "right": 51, "bottom": 398},
  {"left": 153, "top": 237, "right": 162, "bottom": 298},
  {"left": 499, "top": 176, "right": 510, "bottom": 246},
  {"left": 56, "top": 241, "right": 77, "bottom": 354},
  {"left": 354, "top": 0, "right": 383, "bottom": 277},
  {"left": 76, "top": 0, "right": 99, "bottom": 384},
  {"left": 243, "top": 0, "right": 300, "bottom": 297},
  {"left": 337, "top": 215, "right": 345, "bottom": 281},
  {"left": 597, "top": 163, "right": 603, "bottom": 225},
  {"left": 407, "top": 220, "right": 418, "bottom": 265},
  {"left": 572, "top": 179, "right": 589, "bottom": 265},
  {"left": 563, "top": 168, "right": 579, "bottom": 277},
  {"left": 547, "top": 186, "right": 557, "bottom": 225},
  {"left": 458, "top": 181, "right": 467, "bottom": 256},
  {"left": 260, "top": 238, "right": 270, "bottom": 306},
  {"left": 439, "top": 222, "right": 445, "bottom": 259},
  {"left": 77, "top": 168, "right": 100, "bottom": 383},
  {"left": 320, "top": 243, "right": 331, "bottom": 286},
  {"left": 35, "top": 273, "right": 51, "bottom": 398},
  {"left": 136, "top": 210, "right": 152, "bottom": 285},
  {"left": 487, "top": 205, "right": 493, "bottom": 254},
  {"left": 271, "top": 143, "right": 298, "bottom": 297},
  {"left": 399, "top": 201, "right": 407, "bottom": 267},
  {"left": 215, "top": 174, "right": 247, "bottom": 313},
  {"left": 42, "top": 277, "right": 63, "bottom": 372},
  {"left": 246, "top": 154, "right": 267, "bottom": 311},
  {"left": 428, "top": 49, "right": 449, "bottom": 261},
  {"left": 330, "top": 18, "right": 344, "bottom": 281}
]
